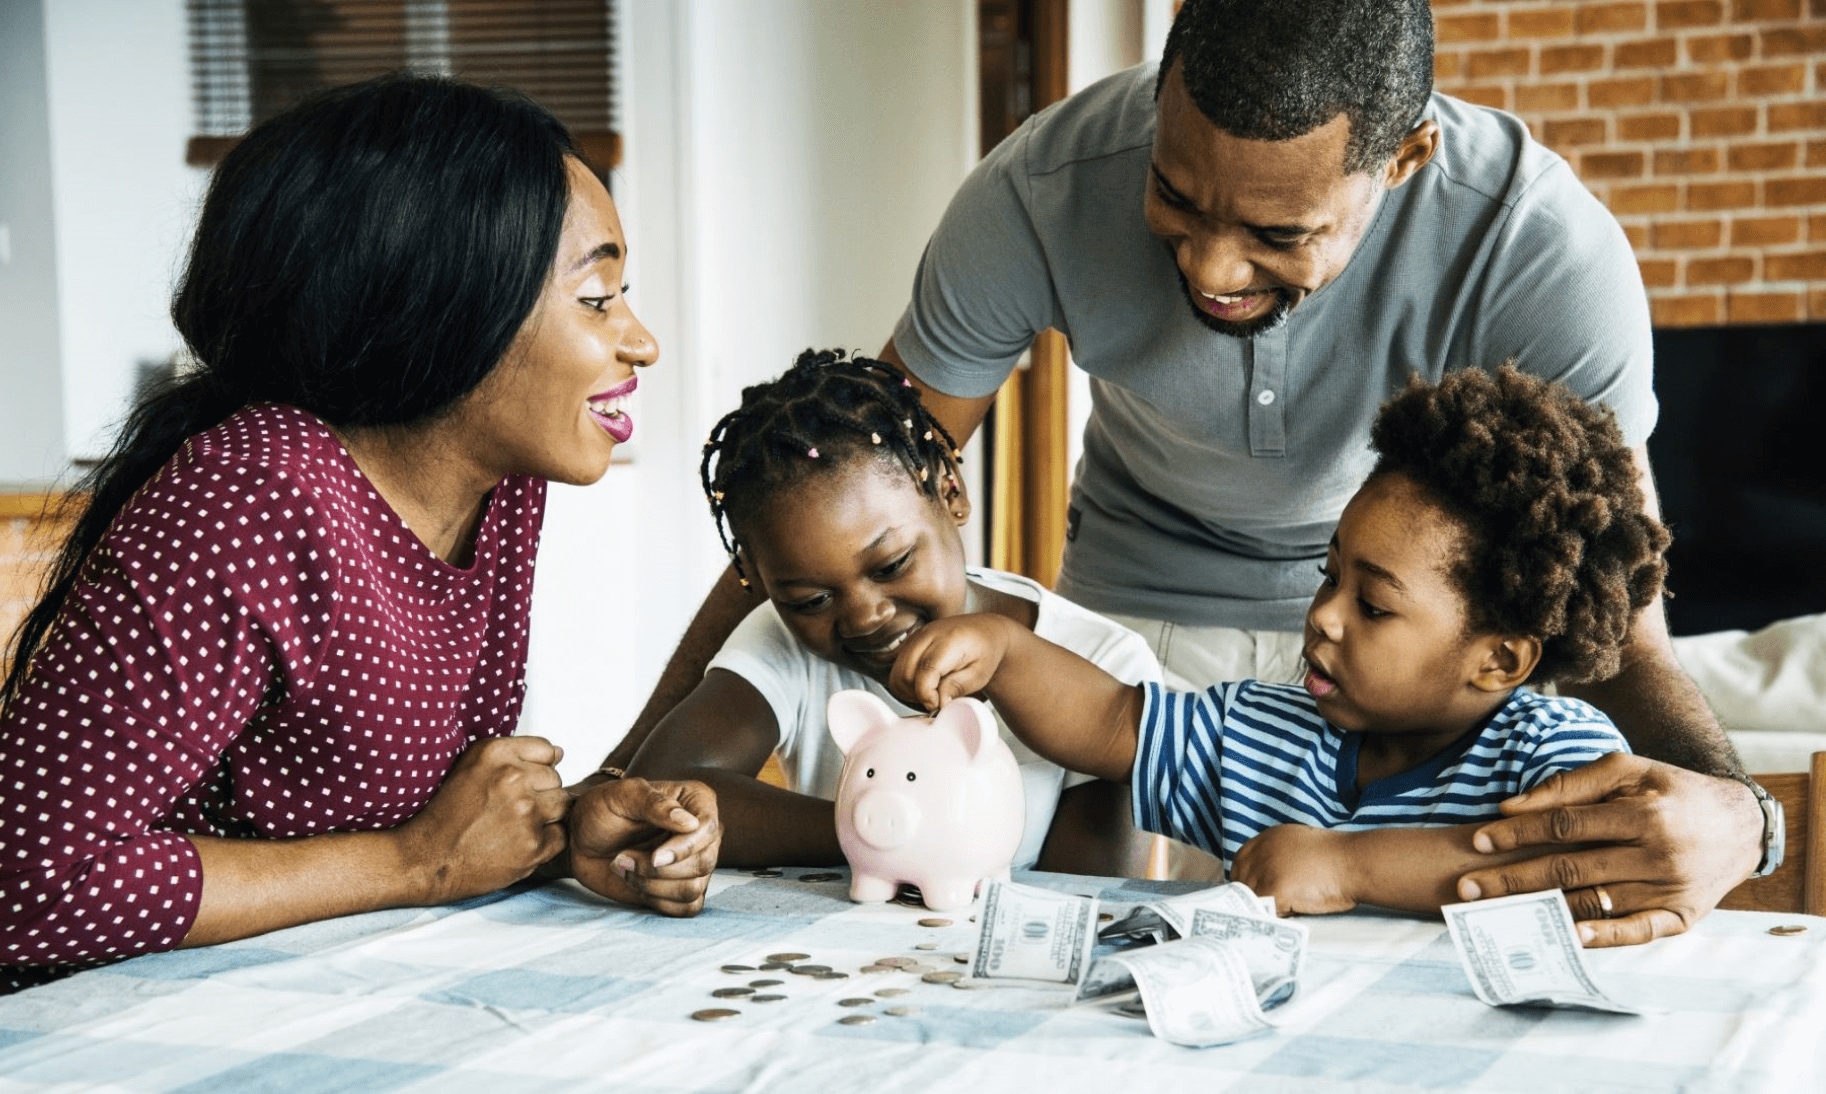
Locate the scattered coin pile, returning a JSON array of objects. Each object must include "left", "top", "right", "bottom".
[{"left": 691, "top": 870, "right": 988, "bottom": 1025}]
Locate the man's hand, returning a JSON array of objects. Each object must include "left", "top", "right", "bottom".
[
  {"left": 888, "top": 614, "right": 1019, "bottom": 713},
  {"left": 1458, "top": 753, "right": 1762, "bottom": 947},
  {"left": 570, "top": 778, "right": 721, "bottom": 916},
  {"left": 1232, "top": 825, "right": 1358, "bottom": 916}
]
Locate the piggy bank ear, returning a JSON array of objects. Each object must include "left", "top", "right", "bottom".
[
  {"left": 828, "top": 690, "right": 898, "bottom": 755},
  {"left": 934, "top": 697, "right": 998, "bottom": 763}
]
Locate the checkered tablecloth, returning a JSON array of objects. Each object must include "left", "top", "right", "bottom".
[{"left": 1, "top": 868, "right": 1822, "bottom": 1092}]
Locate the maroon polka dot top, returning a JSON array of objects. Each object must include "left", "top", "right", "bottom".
[{"left": 0, "top": 404, "right": 545, "bottom": 977}]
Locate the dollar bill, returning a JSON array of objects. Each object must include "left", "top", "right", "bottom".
[
  {"left": 1097, "top": 937, "right": 1274, "bottom": 1048},
  {"left": 1185, "top": 908, "right": 1309, "bottom": 1009},
  {"left": 970, "top": 878, "right": 1098, "bottom": 984},
  {"left": 1442, "top": 889, "right": 1642, "bottom": 1015},
  {"left": 1151, "top": 882, "right": 1269, "bottom": 937}
]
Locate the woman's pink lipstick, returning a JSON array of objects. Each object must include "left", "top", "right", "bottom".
[{"left": 587, "top": 376, "right": 638, "bottom": 443}]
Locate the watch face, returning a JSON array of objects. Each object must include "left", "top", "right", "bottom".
[{"left": 1758, "top": 794, "right": 1785, "bottom": 877}]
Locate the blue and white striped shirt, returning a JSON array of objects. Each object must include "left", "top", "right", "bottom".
[{"left": 1131, "top": 681, "right": 1629, "bottom": 872}]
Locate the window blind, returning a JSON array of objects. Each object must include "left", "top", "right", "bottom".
[{"left": 185, "top": 0, "right": 618, "bottom": 172}]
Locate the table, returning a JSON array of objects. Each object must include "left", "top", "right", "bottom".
[{"left": 1, "top": 869, "right": 1822, "bottom": 1092}]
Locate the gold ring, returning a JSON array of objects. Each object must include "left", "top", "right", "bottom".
[{"left": 1594, "top": 884, "right": 1615, "bottom": 918}]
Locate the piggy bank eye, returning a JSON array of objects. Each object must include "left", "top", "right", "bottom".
[
  {"left": 906, "top": 771, "right": 917, "bottom": 782},
  {"left": 865, "top": 768, "right": 874, "bottom": 778}
]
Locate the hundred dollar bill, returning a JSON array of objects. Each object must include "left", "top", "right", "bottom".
[
  {"left": 971, "top": 878, "right": 1098, "bottom": 984},
  {"left": 1185, "top": 908, "right": 1308, "bottom": 1009},
  {"left": 1097, "top": 882, "right": 1274, "bottom": 946},
  {"left": 1099, "top": 937, "right": 1274, "bottom": 1048},
  {"left": 1442, "top": 889, "right": 1642, "bottom": 1015}
]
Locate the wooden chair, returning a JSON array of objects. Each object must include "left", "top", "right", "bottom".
[{"left": 1718, "top": 751, "right": 1826, "bottom": 915}]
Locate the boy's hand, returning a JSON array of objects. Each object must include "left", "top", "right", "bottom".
[
  {"left": 889, "top": 614, "right": 1019, "bottom": 712},
  {"left": 1231, "top": 824, "right": 1359, "bottom": 916}
]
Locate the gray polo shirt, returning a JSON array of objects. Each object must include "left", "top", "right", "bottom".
[{"left": 892, "top": 63, "right": 1656, "bottom": 632}]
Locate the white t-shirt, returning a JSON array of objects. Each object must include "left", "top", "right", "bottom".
[{"left": 707, "top": 567, "right": 1163, "bottom": 868}]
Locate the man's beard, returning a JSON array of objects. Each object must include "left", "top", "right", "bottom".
[{"left": 1177, "top": 269, "right": 1293, "bottom": 339}]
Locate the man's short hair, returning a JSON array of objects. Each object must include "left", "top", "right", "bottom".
[{"left": 1159, "top": 0, "right": 1435, "bottom": 175}]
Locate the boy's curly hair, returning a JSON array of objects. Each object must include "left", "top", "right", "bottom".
[{"left": 1370, "top": 365, "right": 1670, "bottom": 684}]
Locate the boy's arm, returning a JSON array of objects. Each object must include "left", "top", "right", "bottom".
[
  {"left": 1232, "top": 822, "right": 1547, "bottom": 917},
  {"left": 619, "top": 669, "right": 846, "bottom": 868},
  {"left": 890, "top": 614, "right": 1142, "bottom": 782}
]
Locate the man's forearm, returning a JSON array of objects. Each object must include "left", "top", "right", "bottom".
[
  {"left": 1562, "top": 637, "right": 1744, "bottom": 781},
  {"left": 602, "top": 566, "right": 764, "bottom": 771}
]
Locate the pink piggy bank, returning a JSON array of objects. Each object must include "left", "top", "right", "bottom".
[{"left": 828, "top": 690, "right": 1026, "bottom": 911}]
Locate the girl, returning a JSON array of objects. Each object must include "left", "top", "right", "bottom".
[
  {"left": 891, "top": 365, "right": 1669, "bottom": 919},
  {"left": 0, "top": 76, "right": 716, "bottom": 992},
  {"left": 624, "top": 349, "right": 1161, "bottom": 872}
]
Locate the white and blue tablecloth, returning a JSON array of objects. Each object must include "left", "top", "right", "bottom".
[{"left": 1, "top": 869, "right": 1822, "bottom": 1092}]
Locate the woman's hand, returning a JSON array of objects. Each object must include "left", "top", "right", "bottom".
[
  {"left": 888, "top": 614, "right": 1019, "bottom": 712},
  {"left": 1457, "top": 753, "right": 1762, "bottom": 947},
  {"left": 569, "top": 778, "right": 721, "bottom": 916},
  {"left": 393, "top": 736, "right": 571, "bottom": 904},
  {"left": 1232, "top": 825, "right": 1359, "bottom": 916}
]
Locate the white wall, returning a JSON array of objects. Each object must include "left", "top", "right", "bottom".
[
  {"left": 41, "top": 0, "right": 205, "bottom": 461},
  {"left": 519, "top": 0, "right": 980, "bottom": 780},
  {"left": 0, "top": 0, "right": 68, "bottom": 486}
]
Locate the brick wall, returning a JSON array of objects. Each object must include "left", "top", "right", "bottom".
[
  {"left": 0, "top": 497, "right": 68, "bottom": 678},
  {"left": 1431, "top": 0, "right": 1826, "bottom": 326}
]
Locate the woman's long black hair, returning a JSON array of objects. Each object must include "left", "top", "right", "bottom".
[{"left": 1, "top": 74, "right": 579, "bottom": 709}]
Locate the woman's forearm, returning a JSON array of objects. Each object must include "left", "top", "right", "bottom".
[{"left": 182, "top": 830, "right": 426, "bottom": 947}]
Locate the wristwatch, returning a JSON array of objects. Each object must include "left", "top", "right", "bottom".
[{"left": 1746, "top": 779, "right": 1786, "bottom": 879}]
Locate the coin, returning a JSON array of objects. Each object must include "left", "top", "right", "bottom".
[
  {"left": 1770, "top": 925, "right": 1810, "bottom": 936},
  {"left": 837, "top": 997, "right": 874, "bottom": 1007},
  {"left": 953, "top": 953, "right": 971, "bottom": 964},
  {"left": 750, "top": 868, "right": 784, "bottom": 878},
  {"left": 767, "top": 952, "right": 810, "bottom": 962},
  {"left": 711, "top": 987, "right": 753, "bottom": 999},
  {"left": 1098, "top": 912, "right": 1114, "bottom": 923},
  {"left": 951, "top": 978, "right": 989, "bottom": 990},
  {"left": 837, "top": 1014, "right": 876, "bottom": 1026},
  {"left": 922, "top": 970, "right": 962, "bottom": 984},
  {"left": 875, "top": 956, "right": 915, "bottom": 968},
  {"left": 758, "top": 962, "right": 791, "bottom": 971},
  {"left": 859, "top": 964, "right": 893, "bottom": 974},
  {"left": 874, "top": 987, "right": 910, "bottom": 998},
  {"left": 692, "top": 1008, "right": 741, "bottom": 1021},
  {"left": 914, "top": 942, "right": 938, "bottom": 951},
  {"left": 968, "top": 915, "right": 977, "bottom": 923},
  {"left": 885, "top": 1005, "right": 921, "bottom": 1017},
  {"left": 720, "top": 964, "right": 756, "bottom": 974},
  {"left": 902, "top": 963, "right": 934, "bottom": 976},
  {"left": 814, "top": 971, "right": 849, "bottom": 980},
  {"left": 917, "top": 917, "right": 952, "bottom": 928},
  {"left": 799, "top": 872, "right": 844, "bottom": 883},
  {"left": 790, "top": 964, "right": 832, "bottom": 976},
  {"left": 750, "top": 993, "right": 787, "bottom": 1003},
  {"left": 749, "top": 979, "right": 783, "bottom": 988}
]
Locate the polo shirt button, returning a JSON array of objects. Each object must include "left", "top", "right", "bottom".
[{"left": 1257, "top": 389, "right": 1276, "bottom": 406}]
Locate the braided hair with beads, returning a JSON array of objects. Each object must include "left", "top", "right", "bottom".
[{"left": 701, "top": 348, "right": 964, "bottom": 587}]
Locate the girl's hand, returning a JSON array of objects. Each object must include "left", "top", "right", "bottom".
[
  {"left": 888, "top": 614, "right": 1019, "bottom": 712},
  {"left": 1231, "top": 824, "right": 1360, "bottom": 916},
  {"left": 394, "top": 736, "right": 571, "bottom": 904},
  {"left": 569, "top": 778, "right": 721, "bottom": 916}
]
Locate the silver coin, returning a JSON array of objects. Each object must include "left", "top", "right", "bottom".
[
  {"left": 837, "top": 1014, "right": 876, "bottom": 1026},
  {"left": 837, "top": 997, "right": 874, "bottom": 1007},
  {"left": 749, "top": 979, "right": 783, "bottom": 988},
  {"left": 859, "top": 964, "right": 894, "bottom": 974},
  {"left": 1771, "top": 925, "right": 1810, "bottom": 936},
  {"left": 750, "top": 993, "right": 787, "bottom": 1003},
  {"left": 917, "top": 918, "right": 953, "bottom": 928},
  {"left": 789, "top": 964, "right": 831, "bottom": 976},
  {"left": 953, "top": 953, "right": 971, "bottom": 964},
  {"left": 968, "top": 915, "right": 977, "bottom": 923},
  {"left": 720, "top": 964, "right": 756, "bottom": 974},
  {"left": 875, "top": 956, "right": 916, "bottom": 969},
  {"left": 799, "top": 872, "right": 844, "bottom": 883},
  {"left": 692, "top": 1008, "right": 741, "bottom": 1021},
  {"left": 914, "top": 942, "right": 938, "bottom": 951},
  {"left": 922, "top": 970, "right": 962, "bottom": 984},
  {"left": 874, "top": 988, "right": 910, "bottom": 998},
  {"left": 711, "top": 987, "right": 753, "bottom": 999},
  {"left": 750, "top": 869, "right": 784, "bottom": 878},
  {"left": 814, "top": 971, "right": 849, "bottom": 980},
  {"left": 951, "top": 978, "right": 989, "bottom": 990},
  {"left": 758, "top": 962, "right": 791, "bottom": 971},
  {"left": 902, "top": 963, "right": 934, "bottom": 976},
  {"left": 767, "top": 952, "right": 810, "bottom": 963},
  {"left": 885, "top": 1005, "right": 921, "bottom": 1017}
]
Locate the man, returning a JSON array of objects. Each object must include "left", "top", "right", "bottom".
[{"left": 601, "top": 0, "right": 1771, "bottom": 945}]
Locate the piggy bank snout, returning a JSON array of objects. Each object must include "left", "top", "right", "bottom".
[{"left": 850, "top": 787, "right": 922, "bottom": 852}]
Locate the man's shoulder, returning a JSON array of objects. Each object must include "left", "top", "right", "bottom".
[
  {"left": 1009, "top": 63, "right": 1158, "bottom": 180},
  {"left": 1421, "top": 92, "right": 1614, "bottom": 240}
]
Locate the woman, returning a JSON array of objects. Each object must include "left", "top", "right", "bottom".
[{"left": 0, "top": 76, "right": 719, "bottom": 992}]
